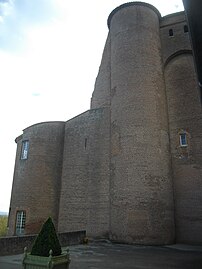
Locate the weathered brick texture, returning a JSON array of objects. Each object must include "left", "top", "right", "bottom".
[
  {"left": 106, "top": 3, "right": 174, "bottom": 244},
  {"left": 8, "top": 2, "right": 202, "bottom": 245},
  {"left": 8, "top": 122, "right": 65, "bottom": 236},
  {"left": 58, "top": 108, "right": 110, "bottom": 238},
  {"left": 0, "top": 231, "right": 86, "bottom": 256}
]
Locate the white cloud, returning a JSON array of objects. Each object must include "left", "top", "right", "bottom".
[{"left": 0, "top": 0, "right": 14, "bottom": 19}]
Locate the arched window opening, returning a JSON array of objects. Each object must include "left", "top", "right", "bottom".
[{"left": 169, "top": 29, "right": 174, "bottom": 37}]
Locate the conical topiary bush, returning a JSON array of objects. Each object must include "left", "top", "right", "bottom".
[{"left": 31, "top": 217, "right": 62, "bottom": 257}]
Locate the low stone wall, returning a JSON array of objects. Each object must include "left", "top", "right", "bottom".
[{"left": 0, "top": 230, "right": 86, "bottom": 256}]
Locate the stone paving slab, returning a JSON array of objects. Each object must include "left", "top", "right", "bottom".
[{"left": 1, "top": 241, "right": 202, "bottom": 269}]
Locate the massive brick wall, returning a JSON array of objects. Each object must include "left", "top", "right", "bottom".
[
  {"left": 107, "top": 3, "right": 174, "bottom": 244},
  {"left": 7, "top": 2, "right": 202, "bottom": 246},
  {"left": 58, "top": 108, "right": 110, "bottom": 238},
  {"left": 164, "top": 53, "right": 202, "bottom": 244},
  {"left": 8, "top": 122, "right": 65, "bottom": 235},
  {"left": 160, "top": 12, "right": 191, "bottom": 64},
  {"left": 161, "top": 9, "right": 202, "bottom": 244}
]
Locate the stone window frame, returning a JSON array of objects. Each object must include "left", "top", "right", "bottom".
[
  {"left": 21, "top": 140, "right": 29, "bottom": 160},
  {"left": 179, "top": 132, "right": 188, "bottom": 147},
  {"left": 15, "top": 210, "right": 26, "bottom": 236}
]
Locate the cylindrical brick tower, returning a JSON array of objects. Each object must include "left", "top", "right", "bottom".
[
  {"left": 165, "top": 52, "right": 202, "bottom": 244},
  {"left": 108, "top": 3, "right": 175, "bottom": 244},
  {"left": 8, "top": 122, "right": 65, "bottom": 236}
]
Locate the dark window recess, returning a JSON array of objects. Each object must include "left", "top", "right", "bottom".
[
  {"left": 184, "top": 25, "right": 189, "bottom": 33},
  {"left": 84, "top": 138, "right": 87, "bottom": 149},
  {"left": 169, "top": 29, "right": 174, "bottom": 37}
]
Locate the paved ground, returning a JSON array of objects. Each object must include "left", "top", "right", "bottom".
[{"left": 1, "top": 241, "right": 202, "bottom": 268}]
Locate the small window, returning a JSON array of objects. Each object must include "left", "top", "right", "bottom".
[
  {"left": 179, "top": 133, "right": 187, "bottom": 147},
  {"left": 15, "top": 210, "right": 26, "bottom": 235},
  {"left": 169, "top": 29, "right": 174, "bottom": 37},
  {"left": 184, "top": 25, "right": 188, "bottom": 33},
  {"left": 84, "top": 138, "right": 87, "bottom": 149},
  {"left": 21, "top": 140, "right": 29, "bottom": 160}
]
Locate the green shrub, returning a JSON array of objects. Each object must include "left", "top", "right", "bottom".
[
  {"left": 31, "top": 217, "right": 62, "bottom": 257},
  {"left": 0, "top": 216, "right": 8, "bottom": 237}
]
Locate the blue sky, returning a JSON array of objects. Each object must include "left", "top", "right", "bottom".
[{"left": 0, "top": 0, "right": 184, "bottom": 212}]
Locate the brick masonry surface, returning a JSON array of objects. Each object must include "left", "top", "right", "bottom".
[
  {"left": 8, "top": 2, "right": 202, "bottom": 245},
  {"left": 0, "top": 231, "right": 86, "bottom": 256}
]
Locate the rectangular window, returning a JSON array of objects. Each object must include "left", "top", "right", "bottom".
[
  {"left": 15, "top": 210, "right": 26, "bottom": 235},
  {"left": 21, "top": 140, "right": 29, "bottom": 160},
  {"left": 184, "top": 25, "right": 189, "bottom": 33},
  {"left": 180, "top": 133, "right": 187, "bottom": 147}
]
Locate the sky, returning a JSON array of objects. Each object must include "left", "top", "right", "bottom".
[{"left": 0, "top": 0, "right": 184, "bottom": 212}]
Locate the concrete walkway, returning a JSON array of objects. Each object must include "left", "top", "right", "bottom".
[{"left": 1, "top": 241, "right": 202, "bottom": 268}]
